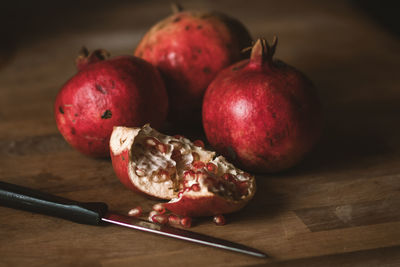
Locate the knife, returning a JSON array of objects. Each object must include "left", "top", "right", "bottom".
[{"left": 0, "top": 181, "right": 267, "bottom": 258}]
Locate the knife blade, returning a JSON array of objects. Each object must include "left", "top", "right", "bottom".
[{"left": 0, "top": 181, "right": 267, "bottom": 258}]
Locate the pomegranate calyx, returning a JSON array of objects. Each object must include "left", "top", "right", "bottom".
[
  {"left": 250, "top": 36, "right": 278, "bottom": 66},
  {"left": 75, "top": 47, "right": 110, "bottom": 71}
]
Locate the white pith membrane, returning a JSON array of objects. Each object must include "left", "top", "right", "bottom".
[{"left": 110, "top": 125, "right": 255, "bottom": 203}]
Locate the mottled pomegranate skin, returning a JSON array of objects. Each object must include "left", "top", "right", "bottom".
[
  {"left": 55, "top": 52, "right": 168, "bottom": 157},
  {"left": 134, "top": 8, "right": 252, "bottom": 124},
  {"left": 202, "top": 39, "right": 322, "bottom": 173}
]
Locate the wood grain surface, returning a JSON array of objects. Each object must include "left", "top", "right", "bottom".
[{"left": 1, "top": 0, "right": 400, "bottom": 266}]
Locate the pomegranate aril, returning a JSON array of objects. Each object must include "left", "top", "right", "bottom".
[
  {"left": 173, "top": 134, "right": 184, "bottom": 139},
  {"left": 192, "top": 161, "right": 205, "bottom": 170},
  {"left": 148, "top": 210, "right": 159, "bottom": 222},
  {"left": 191, "top": 183, "right": 201, "bottom": 192},
  {"left": 128, "top": 206, "right": 142, "bottom": 217},
  {"left": 152, "top": 203, "right": 166, "bottom": 214},
  {"left": 193, "top": 139, "right": 205, "bottom": 148},
  {"left": 206, "top": 162, "right": 217, "bottom": 173},
  {"left": 135, "top": 168, "right": 145, "bottom": 177},
  {"left": 180, "top": 217, "right": 192, "bottom": 228},
  {"left": 213, "top": 214, "right": 226, "bottom": 226},
  {"left": 152, "top": 214, "right": 168, "bottom": 224},
  {"left": 168, "top": 214, "right": 181, "bottom": 225}
]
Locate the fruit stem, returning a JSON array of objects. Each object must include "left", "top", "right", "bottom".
[
  {"left": 171, "top": 3, "right": 184, "bottom": 13},
  {"left": 75, "top": 47, "right": 110, "bottom": 71},
  {"left": 250, "top": 36, "right": 278, "bottom": 66}
]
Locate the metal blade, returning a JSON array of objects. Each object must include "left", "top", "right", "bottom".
[{"left": 102, "top": 212, "right": 267, "bottom": 258}]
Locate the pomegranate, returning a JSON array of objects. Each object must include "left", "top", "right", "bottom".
[
  {"left": 54, "top": 47, "right": 168, "bottom": 157},
  {"left": 110, "top": 124, "right": 256, "bottom": 217},
  {"left": 202, "top": 37, "right": 322, "bottom": 173},
  {"left": 134, "top": 4, "right": 252, "bottom": 124}
]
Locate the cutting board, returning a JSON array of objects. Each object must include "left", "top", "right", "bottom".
[{"left": 1, "top": 0, "right": 400, "bottom": 266}]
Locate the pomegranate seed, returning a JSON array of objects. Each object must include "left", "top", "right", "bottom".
[
  {"left": 135, "top": 168, "right": 145, "bottom": 177},
  {"left": 168, "top": 214, "right": 181, "bottom": 225},
  {"left": 156, "top": 142, "right": 168, "bottom": 153},
  {"left": 148, "top": 210, "right": 158, "bottom": 222},
  {"left": 192, "top": 161, "right": 205, "bottom": 170},
  {"left": 192, "top": 152, "right": 200, "bottom": 162},
  {"left": 191, "top": 183, "right": 201, "bottom": 192},
  {"left": 152, "top": 203, "right": 166, "bottom": 214},
  {"left": 213, "top": 215, "right": 226, "bottom": 226},
  {"left": 152, "top": 214, "right": 168, "bottom": 225},
  {"left": 128, "top": 206, "right": 142, "bottom": 217},
  {"left": 180, "top": 217, "right": 192, "bottom": 228},
  {"left": 206, "top": 162, "right": 217, "bottom": 173},
  {"left": 173, "top": 134, "right": 184, "bottom": 139},
  {"left": 144, "top": 137, "right": 158, "bottom": 147},
  {"left": 193, "top": 140, "right": 205, "bottom": 148}
]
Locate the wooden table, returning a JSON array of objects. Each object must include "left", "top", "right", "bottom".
[{"left": 1, "top": 0, "right": 399, "bottom": 266}]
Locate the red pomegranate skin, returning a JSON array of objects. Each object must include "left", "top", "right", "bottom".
[
  {"left": 134, "top": 6, "right": 252, "bottom": 123},
  {"left": 55, "top": 51, "right": 168, "bottom": 157},
  {"left": 202, "top": 38, "right": 322, "bottom": 173},
  {"left": 110, "top": 148, "right": 140, "bottom": 193},
  {"left": 164, "top": 195, "right": 249, "bottom": 217}
]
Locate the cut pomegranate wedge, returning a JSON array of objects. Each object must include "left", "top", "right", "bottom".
[{"left": 110, "top": 124, "right": 256, "bottom": 217}]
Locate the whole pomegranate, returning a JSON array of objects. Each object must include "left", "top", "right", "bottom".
[
  {"left": 202, "top": 37, "right": 322, "bottom": 173},
  {"left": 54, "top": 48, "right": 168, "bottom": 157},
  {"left": 110, "top": 124, "right": 256, "bottom": 217},
  {"left": 134, "top": 4, "right": 252, "bottom": 124}
]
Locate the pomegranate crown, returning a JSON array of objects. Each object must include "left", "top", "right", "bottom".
[
  {"left": 250, "top": 36, "right": 278, "bottom": 65},
  {"left": 75, "top": 47, "right": 110, "bottom": 70}
]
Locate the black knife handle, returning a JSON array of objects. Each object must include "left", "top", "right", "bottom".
[{"left": 0, "top": 181, "right": 108, "bottom": 225}]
